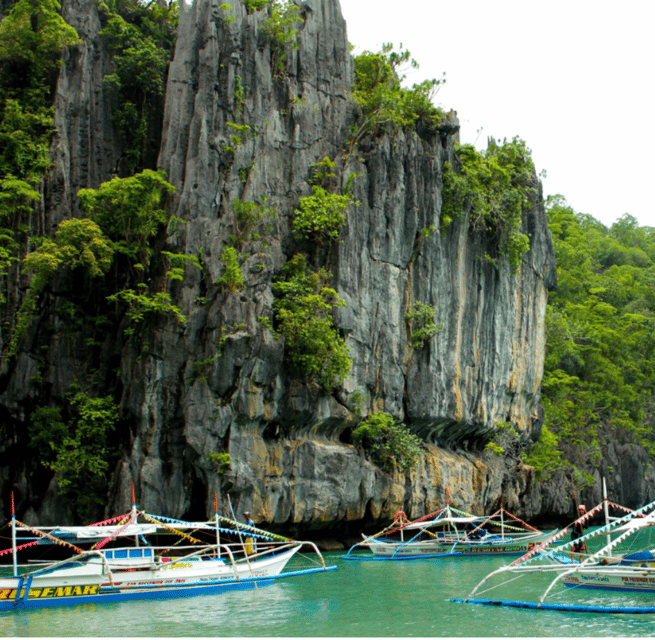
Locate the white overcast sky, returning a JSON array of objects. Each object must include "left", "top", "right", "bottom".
[{"left": 339, "top": 0, "right": 655, "bottom": 230}]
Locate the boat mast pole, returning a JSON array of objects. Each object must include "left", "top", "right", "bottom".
[
  {"left": 227, "top": 495, "right": 257, "bottom": 586},
  {"left": 445, "top": 485, "right": 453, "bottom": 538},
  {"left": 603, "top": 477, "right": 610, "bottom": 551},
  {"left": 214, "top": 492, "right": 221, "bottom": 558},
  {"left": 500, "top": 504, "right": 505, "bottom": 541},
  {"left": 131, "top": 482, "right": 139, "bottom": 547},
  {"left": 11, "top": 492, "right": 17, "bottom": 578}
]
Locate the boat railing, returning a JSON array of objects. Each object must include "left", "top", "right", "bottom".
[{"left": 15, "top": 549, "right": 108, "bottom": 579}]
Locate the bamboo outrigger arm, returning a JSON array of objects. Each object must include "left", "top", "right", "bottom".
[
  {"left": 465, "top": 500, "right": 655, "bottom": 603},
  {"left": 539, "top": 508, "right": 655, "bottom": 605}
]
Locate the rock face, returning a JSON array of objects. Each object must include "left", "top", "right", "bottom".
[{"left": 0, "top": 0, "right": 560, "bottom": 531}]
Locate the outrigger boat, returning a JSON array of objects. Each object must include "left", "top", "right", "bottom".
[
  {"left": 453, "top": 483, "right": 655, "bottom": 614},
  {"left": 0, "top": 493, "right": 337, "bottom": 611},
  {"left": 344, "top": 504, "right": 550, "bottom": 560}
]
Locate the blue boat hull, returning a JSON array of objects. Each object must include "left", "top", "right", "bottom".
[{"left": 0, "top": 566, "right": 337, "bottom": 611}]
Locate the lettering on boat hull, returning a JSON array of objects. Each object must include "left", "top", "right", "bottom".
[{"left": 0, "top": 584, "right": 100, "bottom": 600}]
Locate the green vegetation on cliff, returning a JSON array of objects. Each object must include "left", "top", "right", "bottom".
[
  {"left": 529, "top": 204, "right": 655, "bottom": 484},
  {"left": 350, "top": 43, "right": 445, "bottom": 149},
  {"left": 261, "top": 253, "right": 351, "bottom": 392},
  {"left": 0, "top": 0, "right": 80, "bottom": 311},
  {"left": 353, "top": 412, "right": 422, "bottom": 473},
  {"left": 441, "top": 137, "right": 534, "bottom": 273},
  {"left": 29, "top": 389, "right": 119, "bottom": 521},
  {"left": 99, "top": 0, "right": 178, "bottom": 173}
]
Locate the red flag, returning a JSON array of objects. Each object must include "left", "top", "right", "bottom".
[
  {"left": 445, "top": 484, "right": 451, "bottom": 496},
  {"left": 10, "top": 492, "right": 14, "bottom": 517}
]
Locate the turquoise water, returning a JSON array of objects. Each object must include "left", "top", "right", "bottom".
[{"left": 3, "top": 548, "right": 655, "bottom": 637}]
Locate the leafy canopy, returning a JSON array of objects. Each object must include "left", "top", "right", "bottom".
[
  {"left": 441, "top": 137, "right": 534, "bottom": 273},
  {"left": 0, "top": 177, "right": 40, "bottom": 301},
  {"left": 0, "top": 0, "right": 80, "bottom": 105},
  {"left": 23, "top": 218, "right": 114, "bottom": 288},
  {"left": 215, "top": 246, "right": 244, "bottom": 292},
  {"left": 352, "top": 412, "right": 423, "bottom": 473},
  {"left": 29, "top": 390, "right": 119, "bottom": 522},
  {"left": 260, "top": 1, "right": 303, "bottom": 76},
  {"left": 292, "top": 157, "right": 359, "bottom": 246},
  {"left": 405, "top": 301, "right": 442, "bottom": 349},
  {"left": 107, "top": 288, "right": 186, "bottom": 335},
  {"left": 528, "top": 200, "right": 655, "bottom": 484},
  {"left": 293, "top": 186, "right": 354, "bottom": 246},
  {"left": 0, "top": 0, "right": 79, "bottom": 182},
  {"left": 99, "top": 0, "right": 178, "bottom": 173},
  {"left": 78, "top": 169, "right": 176, "bottom": 267},
  {"left": 262, "top": 253, "right": 351, "bottom": 392},
  {"left": 350, "top": 44, "right": 445, "bottom": 148}
]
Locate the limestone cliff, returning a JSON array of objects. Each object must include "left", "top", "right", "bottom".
[{"left": 0, "top": 0, "right": 559, "bottom": 532}]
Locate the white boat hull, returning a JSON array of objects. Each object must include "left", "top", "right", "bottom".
[
  {"left": 367, "top": 533, "right": 549, "bottom": 558},
  {"left": 563, "top": 566, "right": 655, "bottom": 593},
  {"left": 0, "top": 546, "right": 304, "bottom": 609}
]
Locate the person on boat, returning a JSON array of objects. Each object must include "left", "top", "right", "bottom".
[
  {"left": 243, "top": 511, "right": 256, "bottom": 555},
  {"left": 570, "top": 493, "right": 588, "bottom": 562}
]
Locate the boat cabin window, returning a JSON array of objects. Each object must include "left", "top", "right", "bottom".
[{"left": 105, "top": 548, "right": 154, "bottom": 559}]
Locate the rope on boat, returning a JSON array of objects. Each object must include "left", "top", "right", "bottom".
[
  {"left": 510, "top": 527, "right": 570, "bottom": 566},
  {"left": 0, "top": 540, "right": 38, "bottom": 557},
  {"left": 510, "top": 502, "right": 605, "bottom": 567},
  {"left": 294, "top": 550, "right": 323, "bottom": 567},
  {"left": 464, "top": 508, "right": 501, "bottom": 537},
  {"left": 141, "top": 513, "right": 203, "bottom": 545},
  {"left": 14, "top": 521, "right": 84, "bottom": 554},
  {"left": 147, "top": 513, "right": 290, "bottom": 542},
  {"left": 500, "top": 509, "right": 541, "bottom": 533},
  {"left": 475, "top": 571, "right": 527, "bottom": 597},
  {"left": 0, "top": 514, "right": 132, "bottom": 557},
  {"left": 91, "top": 513, "right": 135, "bottom": 550},
  {"left": 216, "top": 515, "right": 291, "bottom": 542},
  {"left": 606, "top": 501, "right": 632, "bottom": 514},
  {"left": 383, "top": 507, "right": 448, "bottom": 538},
  {"left": 449, "top": 506, "right": 533, "bottom": 534}
]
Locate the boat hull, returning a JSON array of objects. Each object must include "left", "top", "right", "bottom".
[
  {"left": 0, "top": 545, "right": 339, "bottom": 610},
  {"left": 563, "top": 568, "right": 655, "bottom": 593},
  {"left": 0, "top": 565, "right": 336, "bottom": 611},
  {"left": 367, "top": 536, "right": 546, "bottom": 558}
]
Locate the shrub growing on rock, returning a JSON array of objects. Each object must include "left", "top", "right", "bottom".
[{"left": 353, "top": 412, "right": 422, "bottom": 473}]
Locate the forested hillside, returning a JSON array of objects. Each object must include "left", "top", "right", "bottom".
[{"left": 529, "top": 203, "right": 655, "bottom": 502}]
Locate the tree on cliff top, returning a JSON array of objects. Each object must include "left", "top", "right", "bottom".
[
  {"left": 441, "top": 137, "right": 534, "bottom": 273},
  {"left": 350, "top": 43, "right": 445, "bottom": 149}
]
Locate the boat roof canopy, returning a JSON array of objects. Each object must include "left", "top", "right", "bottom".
[
  {"left": 51, "top": 524, "right": 160, "bottom": 538},
  {"left": 405, "top": 516, "right": 482, "bottom": 529}
]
